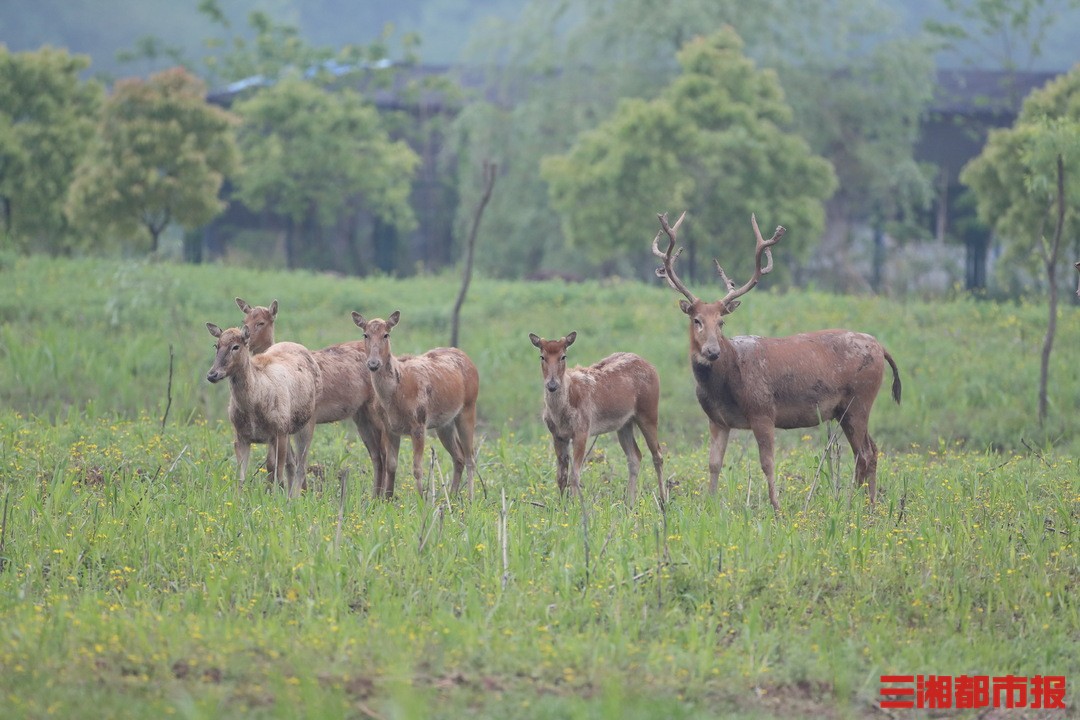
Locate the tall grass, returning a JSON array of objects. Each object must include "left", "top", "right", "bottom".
[
  {"left": 0, "top": 256, "right": 1077, "bottom": 717},
  {"left": 0, "top": 254, "right": 1078, "bottom": 452}
]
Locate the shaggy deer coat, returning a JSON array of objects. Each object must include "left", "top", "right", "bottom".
[
  {"left": 205, "top": 323, "right": 320, "bottom": 498},
  {"left": 529, "top": 332, "right": 664, "bottom": 501},
  {"left": 236, "top": 298, "right": 392, "bottom": 497},
  {"left": 352, "top": 310, "right": 480, "bottom": 499},
  {"left": 652, "top": 211, "right": 900, "bottom": 512}
]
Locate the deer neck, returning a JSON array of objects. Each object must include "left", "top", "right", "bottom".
[
  {"left": 227, "top": 352, "right": 257, "bottom": 397},
  {"left": 542, "top": 373, "right": 580, "bottom": 429},
  {"left": 369, "top": 353, "right": 402, "bottom": 404}
]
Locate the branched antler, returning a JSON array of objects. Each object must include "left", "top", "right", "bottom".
[
  {"left": 717, "top": 214, "right": 786, "bottom": 310},
  {"left": 651, "top": 211, "right": 697, "bottom": 305}
]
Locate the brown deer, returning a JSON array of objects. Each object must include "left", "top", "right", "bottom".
[
  {"left": 235, "top": 298, "right": 392, "bottom": 497},
  {"left": 651, "top": 212, "right": 901, "bottom": 512},
  {"left": 205, "top": 323, "right": 320, "bottom": 498},
  {"left": 351, "top": 310, "right": 480, "bottom": 499},
  {"left": 528, "top": 332, "right": 664, "bottom": 502}
]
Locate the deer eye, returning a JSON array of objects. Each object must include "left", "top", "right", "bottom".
[
  {"left": 383, "top": 333, "right": 389, "bottom": 339},
  {"left": 693, "top": 317, "right": 703, "bottom": 329},
  {"left": 362, "top": 333, "right": 368, "bottom": 339},
  {"left": 231, "top": 344, "right": 241, "bottom": 352},
  {"left": 560, "top": 355, "right": 567, "bottom": 361}
]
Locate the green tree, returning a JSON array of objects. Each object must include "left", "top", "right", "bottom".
[
  {"left": 961, "top": 66, "right": 1080, "bottom": 425},
  {"left": 231, "top": 75, "right": 419, "bottom": 270},
  {"left": 540, "top": 28, "right": 836, "bottom": 283},
  {"left": 0, "top": 46, "right": 102, "bottom": 254},
  {"left": 67, "top": 67, "right": 239, "bottom": 253}
]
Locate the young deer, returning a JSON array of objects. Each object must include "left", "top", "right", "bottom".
[
  {"left": 352, "top": 310, "right": 479, "bottom": 500},
  {"left": 528, "top": 332, "right": 664, "bottom": 502},
  {"left": 235, "top": 298, "right": 392, "bottom": 497},
  {"left": 651, "top": 212, "right": 901, "bottom": 512},
  {"left": 351, "top": 310, "right": 480, "bottom": 499},
  {"left": 205, "top": 323, "right": 320, "bottom": 498}
]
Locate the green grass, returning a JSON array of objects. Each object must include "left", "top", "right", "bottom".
[{"left": 0, "top": 255, "right": 1077, "bottom": 718}]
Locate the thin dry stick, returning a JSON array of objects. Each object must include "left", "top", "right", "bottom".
[
  {"left": 595, "top": 524, "right": 617, "bottom": 565},
  {"left": 160, "top": 343, "right": 174, "bottom": 431},
  {"left": 500, "top": 489, "right": 510, "bottom": 589},
  {"left": 334, "top": 468, "right": 348, "bottom": 550},
  {"left": 417, "top": 502, "right": 443, "bottom": 554},
  {"left": 450, "top": 160, "right": 497, "bottom": 348},
  {"left": 0, "top": 491, "right": 9, "bottom": 573},
  {"left": 579, "top": 483, "right": 591, "bottom": 595}
]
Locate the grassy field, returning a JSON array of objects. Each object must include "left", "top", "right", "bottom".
[{"left": 0, "top": 255, "right": 1077, "bottom": 718}]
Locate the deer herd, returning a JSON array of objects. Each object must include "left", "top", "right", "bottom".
[{"left": 206, "top": 212, "right": 902, "bottom": 513}]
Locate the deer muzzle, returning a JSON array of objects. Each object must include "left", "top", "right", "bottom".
[
  {"left": 701, "top": 343, "right": 721, "bottom": 362},
  {"left": 206, "top": 369, "right": 224, "bottom": 383},
  {"left": 545, "top": 379, "right": 559, "bottom": 393},
  {"left": 367, "top": 358, "right": 382, "bottom": 372}
]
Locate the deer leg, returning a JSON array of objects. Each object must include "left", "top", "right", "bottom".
[
  {"left": 234, "top": 438, "right": 252, "bottom": 489},
  {"left": 454, "top": 403, "right": 478, "bottom": 501},
  {"left": 410, "top": 428, "right": 427, "bottom": 498},
  {"left": 840, "top": 415, "right": 879, "bottom": 505},
  {"left": 569, "top": 430, "right": 589, "bottom": 497},
  {"left": 635, "top": 415, "right": 664, "bottom": 502},
  {"left": 707, "top": 422, "right": 731, "bottom": 494},
  {"left": 289, "top": 419, "right": 315, "bottom": 499},
  {"left": 552, "top": 435, "right": 571, "bottom": 493},
  {"left": 384, "top": 432, "right": 401, "bottom": 498},
  {"left": 436, "top": 424, "right": 465, "bottom": 495},
  {"left": 616, "top": 423, "right": 642, "bottom": 503},
  {"left": 750, "top": 421, "right": 780, "bottom": 513},
  {"left": 353, "top": 411, "right": 387, "bottom": 499}
]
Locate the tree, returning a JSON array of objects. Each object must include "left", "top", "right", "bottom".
[
  {"left": 67, "top": 67, "right": 239, "bottom": 253},
  {"left": 764, "top": 2, "right": 937, "bottom": 291},
  {"left": 960, "top": 66, "right": 1080, "bottom": 425},
  {"left": 451, "top": 0, "right": 930, "bottom": 282},
  {"left": 540, "top": 28, "right": 836, "bottom": 283},
  {"left": 0, "top": 46, "right": 102, "bottom": 254},
  {"left": 231, "top": 75, "right": 419, "bottom": 270}
]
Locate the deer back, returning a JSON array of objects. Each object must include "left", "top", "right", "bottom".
[
  {"left": 394, "top": 347, "right": 479, "bottom": 428},
  {"left": 696, "top": 329, "right": 888, "bottom": 430},
  {"left": 310, "top": 341, "right": 376, "bottom": 424}
]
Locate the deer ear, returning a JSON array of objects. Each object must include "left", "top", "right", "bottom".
[
  {"left": 241, "top": 325, "right": 251, "bottom": 342},
  {"left": 206, "top": 322, "right": 223, "bottom": 338},
  {"left": 387, "top": 310, "right": 400, "bottom": 328},
  {"left": 723, "top": 300, "right": 741, "bottom": 315},
  {"left": 269, "top": 300, "right": 278, "bottom": 318},
  {"left": 529, "top": 333, "right": 542, "bottom": 348},
  {"left": 235, "top": 297, "right": 251, "bottom": 314},
  {"left": 564, "top": 331, "right": 577, "bottom": 347},
  {"left": 679, "top": 300, "right": 693, "bottom": 315},
  {"left": 351, "top": 311, "right": 366, "bottom": 329}
]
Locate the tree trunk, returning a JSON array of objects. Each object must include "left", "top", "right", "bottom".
[
  {"left": 450, "top": 161, "right": 497, "bottom": 348},
  {"left": 1038, "top": 155, "right": 1066, "bottom": 426}
]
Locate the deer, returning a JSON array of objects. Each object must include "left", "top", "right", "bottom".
[
  {"left": 235, "top": 298, "right": 392, "bottom": 497},
  {"left": 651, "top": 211, "right": 901, "bottom": 513},
  {"left": 205, "top": 322, "right": 320, "bottom": 499},
  {"left": 528, "top": 332, "right": 664, "bottom": 502},
  {"left": 351, "top": 310, "right": 480, "bottom": 500}
]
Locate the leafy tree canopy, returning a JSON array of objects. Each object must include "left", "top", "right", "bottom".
[
  {"left": 66, "top": 67, "right": 240, "bottom": 253},
  {"left": 540, "top": 28, "right": 837, "bottom": 284},
  {"left": 0, "top": 45, "right": 102, "bottom": 253},
  {"left": 960, "top": 64, "right": 1080, "bottom": 283},
  {"left": 231, "top": 75, "right": 419, "bottom": 265}
]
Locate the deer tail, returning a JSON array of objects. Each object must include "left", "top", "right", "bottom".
[{"left": 884, "top": 350, "right": 901, "bottom": 405}]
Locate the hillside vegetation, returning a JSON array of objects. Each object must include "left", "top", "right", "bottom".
[
  {"left": 1, "top": 255, "right": 1078, "bottom": 454},
  {"left": 0, "top": 256, "right": 1076, "bottom": 717}
]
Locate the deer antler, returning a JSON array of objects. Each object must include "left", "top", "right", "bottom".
[
  {"left": 717, "top": 214, "right": 786, "bottom": 310},
  {"left": 651, "top": 211, "right": 697, "bottom": 305}
]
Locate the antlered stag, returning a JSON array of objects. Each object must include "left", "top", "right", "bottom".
[
  {"left": 529, "top": 332, "right": 664, "bottom": 501},
  {"left": 351, "top": 310, "right": 480, "bottom": 499},
  {"left": 205, "top": 323, "right": 320, "bottom": 498},
  {"left": 236, "top": 298, "right": 392, "bottom": 497},
  {"left": 651, "top": 212, "right": 901, "bottom": 512}
]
